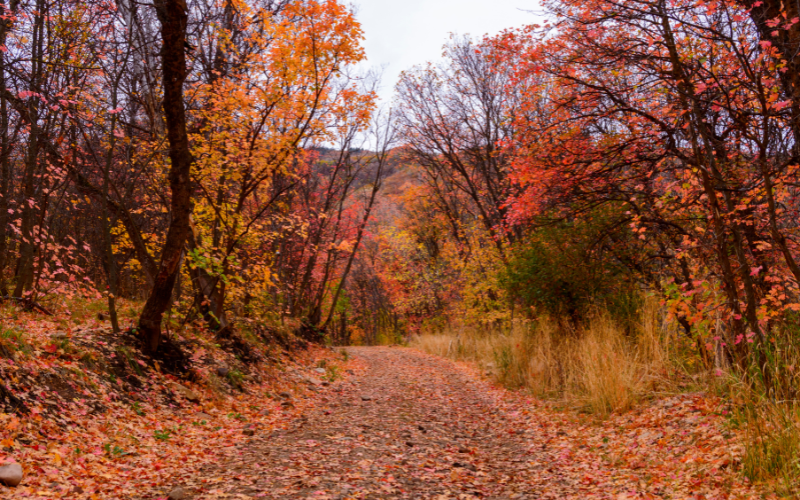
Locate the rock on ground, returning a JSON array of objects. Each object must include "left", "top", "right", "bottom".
[
  {"left": 0, "top": 462, "right": 23, "bottom": 487},
  {"left": 167, "top": 486, "right": 186, "bottom": 500},
  {"left": 168, "top": 382, "right": 200, "bottom": 403}
]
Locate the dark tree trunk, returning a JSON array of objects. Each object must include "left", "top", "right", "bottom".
[
  {"left": 13, "top": 0, "right": 44, "bottom": 299},
  {"left": 0, "top": 0, "right": 18, "bottom": 297},
  {"left": 740, "top": 0, "right": 800, "bottom": 151},
  {"left": 103, "top": 106, "right": 121, "bottom": 333},
  {"left": 138, "top": 0, "right": 194, "bottom": 353}
]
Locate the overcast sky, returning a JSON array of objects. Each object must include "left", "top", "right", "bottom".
[{"left": 352, "top": 0, "right": 540, "bottom": 105}]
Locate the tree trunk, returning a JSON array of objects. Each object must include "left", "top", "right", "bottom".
[
  {"left": 0, "top": 0, "right": 18, "bottom": 297},
  {"left": 186, "top": 216, "right": 229, "bottom": 331},
  {"left": 740, "top": 0, "right": 800, "bottom": 152},
  {"left": 103, "top": 101, "right": 121, "bottom": 333},
  {"left": 137, "top": 0, "right": 194, "bottom": 352},
  {"left": 13, "top": 0, "right": 44, "bottom": 299}
]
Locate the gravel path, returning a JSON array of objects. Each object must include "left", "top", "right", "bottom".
[
  {"left": 195, "top": 347, "right": 547, "bottom": 499},
  {"left": 188, "top": 346, "right": 759, "bottom": 499}
]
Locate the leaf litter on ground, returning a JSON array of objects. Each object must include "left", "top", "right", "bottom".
[
  {"left": 0, "top": 312, "right": 351, "bottom": 499},
  {"left": 188, "top": 347, "right": 767, "bottom": 499},
  {"left": 0, "top": 312, "right": 770, "bottom": 499}
]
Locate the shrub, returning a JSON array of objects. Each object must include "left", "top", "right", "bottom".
[{"left": 501, "top": 208, "right": 641, "bottom": 325}]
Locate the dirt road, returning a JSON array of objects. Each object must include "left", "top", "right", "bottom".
[{"left": 189, "top": 347, "right": 756, "bottom": 499}]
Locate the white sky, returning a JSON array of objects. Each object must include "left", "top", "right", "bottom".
[{"left": 351, "top": 0, "right": 541, "bottom": 105}]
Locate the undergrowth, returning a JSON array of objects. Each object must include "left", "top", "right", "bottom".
[
  {"left": 411, "top": 300, "right": 682, "bottom": 416},
  {"left": 410, "top": 300, "right": 800, "bottom": 493}
]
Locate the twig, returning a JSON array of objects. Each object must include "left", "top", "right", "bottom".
[{"left": 0, "top": 295, "right": 54, "bottom": 316}]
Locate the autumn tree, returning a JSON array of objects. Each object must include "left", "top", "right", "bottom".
[
  {"left": 396, "top": 35, "right": 521, "bottom": 258},
  {"left": 0, "top": 0, "right": 379, "bottom": 349},
  {"left": 492, "top": 0, "right": 800, "bottom": 380}
]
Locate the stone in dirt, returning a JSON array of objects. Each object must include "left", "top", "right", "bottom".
[
  {"left": 302, "top": 376, "right": 323, "bottom": 386},
  {"left": 279, "top": 392, "right": 291, "bottom": 399},
  {"left": 0, "top": 462, "right": 23, "bottom": 487},
  {"left": 168, "top": 486, "right": 187, "bottom": 500},
  {"left": 168, "top": 382, "right": 200, "bottom": 403},
  {"left": 314, "top": 368, "right": 326, "bottom": 374},
  {"left": 216, "top": 366, "right": 230, "bottom": 377},
  {"left": 360, "top": 395, "right": 372, "bottom": 401}
]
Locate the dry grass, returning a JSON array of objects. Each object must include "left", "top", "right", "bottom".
[
  {"left": 740, "top": 401, "right": 800, "bottom": 496},
  {"left": 411, "top": 300, "right": 679, "bottom": 416},
  {"left": 411, "top": 301, "right": 800, "bottom": 491}
]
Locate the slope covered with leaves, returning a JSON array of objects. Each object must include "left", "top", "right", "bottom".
[{"left": 0, "top": 305, "right": 352, "bottom": 499}]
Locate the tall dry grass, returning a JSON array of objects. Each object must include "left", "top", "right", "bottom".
[
  {"left": 411, "top": 299, "right": 678, "bottom": 416},
  {"left": 411, "top": 301, "right": 800, "bottom": 492}
]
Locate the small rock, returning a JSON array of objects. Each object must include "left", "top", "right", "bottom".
[
  {"left": 242, "top": 428, "right": 256, "bottom": 437},
  {"left": 168, "top": 486, "right": 187, "bottom": 500},
  {"left": 279, "top": 392, "right": 291, "bottom": 399},
  {"left": 321, "top": 381, "right": 330, "bottom": 387},
  {"left": 314, "top": 368, "right": 326, "bottom": 374},
  {"left": 360, "top": 395, "right": 372, "bottom": 401},
  {"left": 458, "top": 447, "right": 470, "bottom": 453},
  {"left": 168, "top": 382, "right": 200, "bottom": 403},
  {"left": 405, "top": 441, "right": 414, "bottom": 447},
  {"left": 280, "top": 401, "right": 294, "bottom": 408},
  {"left": 0, "top": 462, "right": 23, "bottom": 487},
  {"left": 302, "top": 376, "right": 323, "bottom": 386},
  {"left": 216, "top": 366, "right": 230, "bottom": 377}
]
